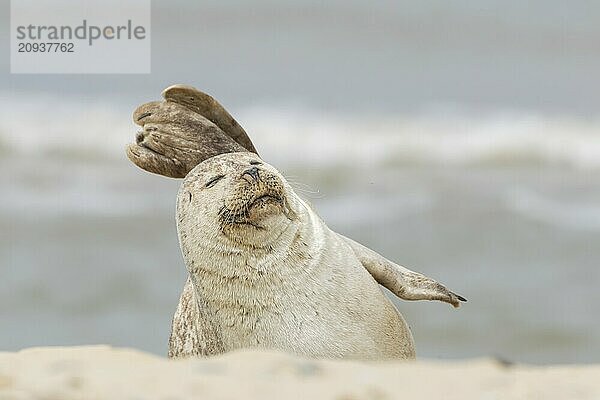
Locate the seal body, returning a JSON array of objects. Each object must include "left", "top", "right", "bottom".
[
  {"left": 174, "top": 152, "right": 415, "bottom": 360},
  {"left": 128, "top": 85, "right": 465, "bottom": 360}
]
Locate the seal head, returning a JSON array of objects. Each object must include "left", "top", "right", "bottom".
[{"left": 177, "top": 152, "right": 298, "bottom": 252}]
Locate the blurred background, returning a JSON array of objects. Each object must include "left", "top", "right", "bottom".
[{"left": 1, "top": 0, "right": 599, "bottom": 364}]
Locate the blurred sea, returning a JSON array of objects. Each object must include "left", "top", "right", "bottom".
[
  {"left": 1, "top": 95, "right": 599, "bottom": 364},
  {"left": 1, "top": 0, "right": 599, "bottom": 364}
]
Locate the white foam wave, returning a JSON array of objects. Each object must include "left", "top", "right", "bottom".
[
  {"left": 0, "top": 92, "right": 132, "bottom": 158},
  {"left": 2, "top": 92, "right": 600, "bottom": 169},
  {"left": 243, "top": 106, "right": 600, "bottom": 170}
]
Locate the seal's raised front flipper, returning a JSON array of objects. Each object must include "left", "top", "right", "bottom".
[
  {"left": 162, "top": 85, "right": 258, "bottom": 154},
  {"left": 127, "top": 85, "right": 258, "bottom": 178},
  {"left": 340, "top": 235, "right": 466, "bottom": 308}
]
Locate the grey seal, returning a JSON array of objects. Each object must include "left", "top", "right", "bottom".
[{"left": 126, "top": 85, "right": 466, "bottom": 360}]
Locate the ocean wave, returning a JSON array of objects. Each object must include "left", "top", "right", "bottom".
[
  {"left": 1, "top": 92, "right": 600, "bottom": 169},
  {"left": 244, "top": 106, "right": 600, "bottom": 170}
]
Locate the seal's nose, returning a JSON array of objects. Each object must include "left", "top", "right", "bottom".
[{"left": 242, "top": 166, "right": 260, "bottom": 182}]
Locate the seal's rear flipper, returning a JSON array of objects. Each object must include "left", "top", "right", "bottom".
[
  {"left": 340, "top": 234, "right": 467, "bottom": 308},
  {"left": 127, "top": 85, "right": 258, "bottom": 178}
]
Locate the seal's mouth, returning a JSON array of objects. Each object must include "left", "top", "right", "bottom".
[
  {"left": 248, "top": 193, "right": 283, "bottom": 208},
  {"left": 238, "top": 189, "right": 285, "bottom": 218},
  {"left": 218, "top": 187, "right": 287, "bottom": 232}
]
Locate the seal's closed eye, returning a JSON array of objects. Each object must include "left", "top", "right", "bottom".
[
  {"left": 250, "top": 160, "right": 262, "bottom": 166},
  {"left": 205, "top": 174, "right": 224, "bottom": 188}
]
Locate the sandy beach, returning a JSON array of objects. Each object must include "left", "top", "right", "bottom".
[{"left": 0, "top": 346, "right": 598, "bottom": 400}]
